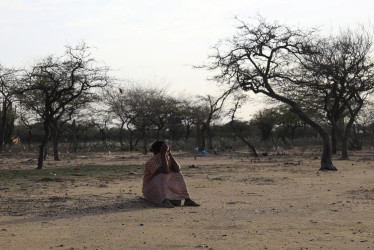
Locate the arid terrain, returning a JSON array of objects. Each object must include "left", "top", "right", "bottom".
[{"left": 1, "top": 148, "right": 374, "bottom": 249}]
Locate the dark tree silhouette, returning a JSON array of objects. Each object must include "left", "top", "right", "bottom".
[
  {"left": 205, "top": 17, "right": 337, "bottom": 171},
  {"left": 229, "top": 95, "right": 259, "bottom": 157},
  {"left": 16, "top": 43, "right": 109, "bottom": 169},
  {"left": 299, "top": 26, "right": 374, "bottom": 160},
  {"left": 0, "top": 65, "right": 18, "bottom": 151}
]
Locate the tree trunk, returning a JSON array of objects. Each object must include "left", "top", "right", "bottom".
[
  {"left": 200, "top": 126, "right": 206, "bottom": 151},
  {"left": 0, "top": 101, "right": 8, "bottom": 152},
  {"left": 119, "top": 121, "right": 125, "bottom": 149},
  {"left": 331, "top": 126, "right": 337, "bottom": 155},
  {"left": 100, "top": 128, "right": 107, "bottom": 145},
  {"left": 126, "top": 123, "right": 134, "bottom": 151},
  {"left": 72, "top": 119, "right": 77, "bottom": 153},
  {"left": 195, "top": 124, "right": 202, "bottom": 151},
  {"left": 53, "top": 135, "right": 60, "bottom": 161},
  {"left": 142, "top": 131, "right": 147, "bottom": 155},
  {"left": 37, "top": 140, "right": 47, "bottom": 169},
  {"left": 230, "top": 121, "right": 258, "bottom": 157},
  {"left": 206, "top": 125, "right": 213, "bottom": 150},
  {"left": 84, "top": 126, "right": 88, "bottom": 149},
  {"left": 185, "top": 125, "right": 191, "bottom": 140},
  {"left": 129, "top": 130, "right": 134, "bottom": 151},
  {"left": 238, "top": 134, "right": 258, "bottom": 157},
  {"left": 37, "top": 121, "right": 50, "bottom": 169},
  {"left": 320, "top": 132, "right": 337, "bottom": 171},
  {"left": 340, "top": 102, "right": 362, "bottom": 160},
  {"left": 27, "top": 127, "right": 32, "bottom": 150},
  {"left": 129, "top": 132, "right": 133, "bottom": 151},
  {"left": 291, "top": 125, "right": 297, "bottom": 141},
  {"left": 268, "top": 93, "right": 337, "bottom": 171},
  {"left": 133, "top": 138, "right": 139, "bottom": 149},
  {"left": 44, "top": 144, "right": 48, "bottom": 160},
  {"left": 340, "top": 136, "right": 349, "bottom": 160},
  {"left": 50, "top": 121, "right": 61, "bottom": 161},
  {"left": 340, "top": 116, "right": 356, "bottom": 160}
]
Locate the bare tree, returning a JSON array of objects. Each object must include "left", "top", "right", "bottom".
[
  {"left": 205, "top": 17, "right": 337, "bottom": 170},
  {"left": 50, "top": 96, "right": 92, "bottom": 160},
  {"left": 299, "top": 26, "right": 374, "bottom": 160},
  {"left": 0, "top": 65, "right": 19, "bottom": 151},
  {"left": 16, "top": 43, "right": 110, "bottom": 169},
  {"left": 149, "top": 95, "right": 178, "bottom": 140},
  {"left": 179, "top": 99, "right": 196, "bottom": 140},
  {"left": 104, "top": 85, "right": 164, "bottom": 154},
  {"left": 102, "top": 85, "right": 135, "bottom": 150},
  {"left": 228, "top": 95, "right": 259, "bottom": 157},
  {"left": 194, "top": 88, "right": 234, "bottom": 151}
]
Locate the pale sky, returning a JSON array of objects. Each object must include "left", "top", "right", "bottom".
[{"left": 1, "top": 0, "right": 373, "bottom": 117}]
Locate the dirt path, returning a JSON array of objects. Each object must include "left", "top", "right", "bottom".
[{"left": 1, "top": 150, "right": 374, "bottom": 249}]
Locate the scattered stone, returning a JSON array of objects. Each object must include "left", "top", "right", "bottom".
[
  {"left": 37, "top": 178, "right": 63, "bottom": 182},
  {"left": 71, "top": 173, "right": 84, "bottom": 176}
]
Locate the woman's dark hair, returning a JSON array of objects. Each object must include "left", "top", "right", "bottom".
[{"left": 150, "top": 140, "right": 165, "bottom": 154}]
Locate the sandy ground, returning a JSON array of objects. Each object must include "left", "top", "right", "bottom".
[{"left": 1, "top": 148, "right": 374, "bottom": 249}]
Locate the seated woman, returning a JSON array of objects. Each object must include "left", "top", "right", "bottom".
[{"left": 142, "top": 141, "right": 200, "bottom": 208}]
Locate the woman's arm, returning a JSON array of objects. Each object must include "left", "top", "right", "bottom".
[
  {"left": 158, "top": 144, "right": 170, "bottom": 174},
  {"left": 168, "top": 150, "right": 181, "bottom": 172}
]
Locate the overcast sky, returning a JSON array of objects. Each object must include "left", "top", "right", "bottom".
[{"left": 1, "top": 0, "right": 373, "bottom": 116}]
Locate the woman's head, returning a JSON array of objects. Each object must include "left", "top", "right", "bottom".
[{"left": 150, "top": 140, "right": 165, "bottom": 154}]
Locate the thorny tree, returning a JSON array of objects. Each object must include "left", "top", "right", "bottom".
[
  {"left": 102, "top": 86, "right": 132, "bottom": 150},
  {"left": 49, "top": 94, "right": 94, "bottom": 160},
  {"left": 16, "top": 43, "right": 110, "bottom": 169},
  {"left": 195, "top": 88, "right": 235, "bottom": 151},
  {"left": 228, "top": 95, "right": 259, "bottom": 157},
  {"left": 206, "top": 17, "right": 337, "bottom": 171},
  {"left": 299, "top": 26, "right": 374, "bottom": 160},
  {"left": 0, "top": 65, "right": 18, "bottom": 151},
  {"left": 109, "top": 86, "right": 163, "bottom": 154}
]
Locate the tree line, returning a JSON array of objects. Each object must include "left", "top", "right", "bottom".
[{"left": 1, "top": 18, "right": 374, "bottom": 171}]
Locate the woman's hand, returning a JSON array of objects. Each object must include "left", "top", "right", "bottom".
[
  {"left": 160, "top": 143, "right": 169, "bottom": 156},
  {"left": 159, "top": 143, "right": 170, "bottom": 174}
]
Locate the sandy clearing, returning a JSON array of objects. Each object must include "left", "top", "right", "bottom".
[{"left": 1, "top": 149, "right": 374, "bottom": 249}]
